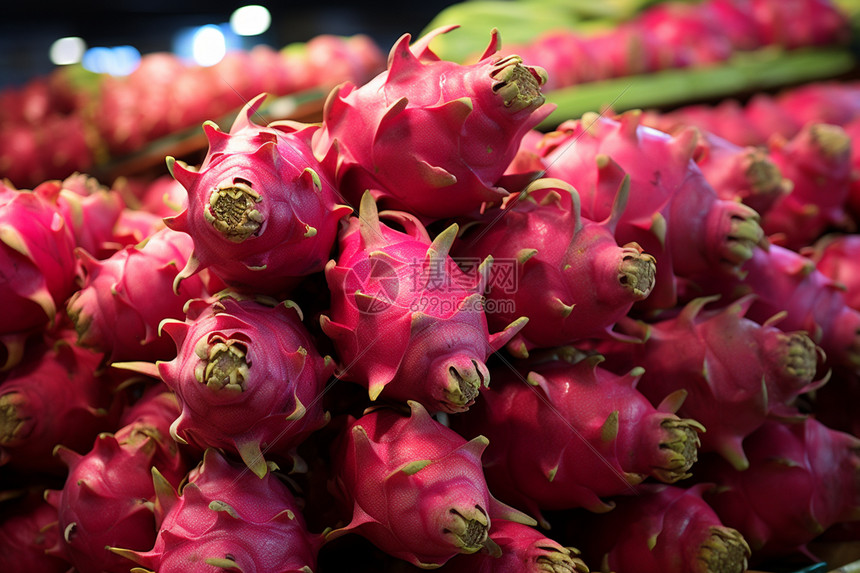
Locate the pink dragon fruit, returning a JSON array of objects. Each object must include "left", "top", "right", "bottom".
[
  {"left": 321, "top": 192, "right": 526, "bottom": 413},
  {"left": 571, "top": 483, "right": 751, "bottom": 573},
  {"left": 0, "top": 328, "right": 121, "bottom": 474},
  {"left": 700, "top": 416, "right": 860, "bottom": 560},
  {"left": 328, "top": 400, "right": 536, "bottom": 568},
  {"left": 693, "top": 243, "right": 860, "bottom": 373},
  {"left": 0, "top": 181, "right": 78, "bottom": 370},
  {"left": 436, "top": 519, "right": 589, "bottom": 573},
  {"left": 760, "top": 122, "right": 853, "bottom": 249},
  {"left": 115, "top": 174, "right": 188, "bottom": 219},
  {"left": 539, "top": 110, "right": 766, "bottom": 310},
  {"left": 66, "top": 226, "right": 213, "bottom": 363},
  {"left": 44, "top": 383, "right": 187, "bottom": 573},
  {"left": 452, "top": 352, "right": 705, "bottom": 526},
  {"left": 747, "top": 0, "right": 850, "bottom": 48},
  {"left": 165, "top": 93, "right": 351, "bottom": 294},
  {"left": 600, "top": 294, "right": 826, "bottom": 470},
  {"left": 0, "top": 488, "right": 69, "bottom": 573},
  {"left": 692, "top": 129, "right": 791, "bottom": 216},
  {"left": 453, "top": 176, "right": 656, "bottom": 358},
  {"left": 805, "top": 233, "right": 860, "bottom": 311},
  {"left": 149, "top": 292, "right": 334, "bottom": 477},
  {"left": 33, "top": 173, "right": 127, "bottom": 259},
  {"left": 312, "top": 26, "right": 554, "bottom": 220},
  {"left": 111, "top": 447, "right": 321, "bottom": 573}
]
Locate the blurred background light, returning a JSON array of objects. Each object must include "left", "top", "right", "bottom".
[
  {"left": 174, "top": 24, "right": 242, "bottom": 67},
  {"left": 49, "top": 36, "right": 86, "bottom": 66},
  {"left": 81, "top": 45, "right": 141, "bottom": 76},
  {"left": 230, "top": 5, "right": 272, "bottom": 36}
]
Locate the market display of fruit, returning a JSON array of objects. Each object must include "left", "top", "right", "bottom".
[{"left": 1, "top": 0, "right": 860, "bottom": 571}]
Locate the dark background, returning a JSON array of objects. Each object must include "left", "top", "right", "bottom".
[{"left": 0, "top": 1, "right": 462, "bottom": 88}]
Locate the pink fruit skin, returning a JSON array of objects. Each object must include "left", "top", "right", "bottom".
[
  {"left": 539, "top": 111, "right": 765, "bottom": 310},
  {"left": 34, "top": 173, "right": 127, "bottom": 259},
  {"left": 695, "top": 243, "right": 860, "bottom": 373},
  {"left": 692, "top": 130, "right": 791, "bottom": 216},
  {"left": 328, "top": 400, "right": 535, "bottom": 569},
  {"left": 66, "top": 227, "right": 213, "bottom": 363},
  {"left": 453, "top": 177, "right": 656, "bottom": 357},
  {"left": 452, "top": 354, "right": 704, "bottom": 525},
  {"left": 806, "top": 233, "right": 860, "bottom": 311},
  {"left": 436, "top": 519, "right": 589, "bottom": 573},
  {"left": 0, "top": 329, "right": 121, "bottom": 474},
  {"left": 0, "top": 183, "right": 78, "bottom": 369},
  {"left": 313, "top": 26, "right": 555, "bottom": 220},
  {"left": 701, "top": 417, "right": 860, "bottom": 560},
  {"left": 574, "top": 483, "right": 751, "bottom": 573},
  {"left": 600, "top": 294, "right": 826, "bottom": 470},
  {"left": 760, "top": 122, "right": 853, "bottom": 249},
  {"left": 157, "top": 293, "right": 334, "bottom": 477},
  {"left": 166, "top": 93, "right": 351, "bottom": 294},
  {"left": 321, "top": 193, "right": 526, "bottom": 413},
  {"left": 114, "top": 447, "right": 320, "bottom": 573},
  {"left": 43, "top": 384, "right": 187, "bottom": 573},
  {"left": 0, "top": 489, "right": 70, "bottom": 573}
]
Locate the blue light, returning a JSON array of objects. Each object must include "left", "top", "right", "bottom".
[{"left": 81, "top": 45, "right": 140, "bottom": 76}]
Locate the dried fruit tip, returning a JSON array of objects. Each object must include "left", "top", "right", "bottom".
[
  {"left": 695, "top": 526, "right": 751, "bottom": 573},
  {"left": 534, "top": 544, "right": 590, "bottom": 573},
  {"left": 194, "top": 339, "right": 250, "bottom": 392},
  {"left": 775, "top": 332, "right": 818, "bottom": 382},
  {"left": 0, "top": 393, "right": 30, "bottom": 444},
  {"left": 722, "top": 204, "right": 765, "bottom": 266},
  {"left": 618, "top": 243, "right": 657, "bottom": 299},
  {"left": 438, "top": 357, "right": 490, "bottom": 413},
  {"left": 204, "top": 180, "right": 263, "bottom": 242},
  {"left": 490, "top": 54, "right": 548, "bottom": 113},
  {"left": 744, "top": 150, "right": 789, "bottom": 197},
  {"left": 654, "top": 417, "right": 705, "bottom": 483},
  {"left": 442, "top": 506, "right": 490, "bottom": 553}
]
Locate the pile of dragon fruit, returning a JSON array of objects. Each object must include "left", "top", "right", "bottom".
[{"left": 1, "top": 24, "right": 859, "bottom": 573}]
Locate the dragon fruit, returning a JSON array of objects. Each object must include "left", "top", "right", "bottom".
[
  {"left": 328, "top": 400, "right": 536, "bottom": 568},
  {"left": 805, "top": 233, "right": 860, "bottom": 311},
  {"left": 111, "top": 447, "right": 321, "bottom": 573},
  {"left": 165, "top": 93, "right": 351, "bottom": 294},
  {"left": 452, "top": 352, "right": 704, "bottom": 526},
  {"left": 692, "top": 130, "right": 791, "bottom": 216},
  {"left": 321, "top": 192, "right": 526, "bottom": 413},
  {"left": 571, "top": 483, "right": 751, "bottom": 573},
  {"left": 436, "top": 519, "right": 589, "bottom": 573},
  {"left": 150, "top": 292, "right": 334, "bottom": 477},
  {"left": 0, "top": 488, "right": 69, "bottom": 573},
  {"left": 44, "top": 383, "right": 187, "bottom": 573},
  {"left": 33, "top": 173, "right": 127, "bottom": 259},
  {"left": 759, "top": 122, "right": 853, "bottom": 249},
  {"left": 0, "top": 181, "right": 78, "bottom": 370},
  {"left": 539, "top": 111, "right": 766, "bottom": 309},
  {"left": 66, "top": 227, "right": 213, "bottom": 363},
  {"left": 600, "top": 294, "right": 826, "bottom": 470},
  {"left": 312, "top": 26, "right": 554, "bottom": 220},
  {"left": 0, "top": 328, "right": 121, "bottom": 474},
  {"left": 453, "top": 176, "right": 656, "bottom": 358},
  {"left": 693, "top": 243, "right": 860, "bottom": 372},
  {"left": 700, "top": 417, "right": 860, "bottom": 560}
]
